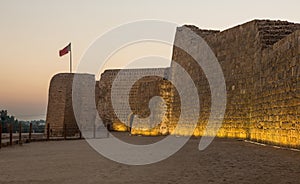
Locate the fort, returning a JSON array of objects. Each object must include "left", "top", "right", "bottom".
[{"left": 46, "top": 19, "right": 300, "bottom": 148}]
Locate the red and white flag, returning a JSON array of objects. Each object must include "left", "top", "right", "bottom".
[{"left": 59, "top": 43, "right": 71, "bottom": 57}]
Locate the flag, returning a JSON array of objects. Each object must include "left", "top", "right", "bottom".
[{"left": 59, "top": 43, "right": 71, "bottom": 57}]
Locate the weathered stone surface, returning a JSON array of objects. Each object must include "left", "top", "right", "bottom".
[
  {"left": 46, "top": 19, "right": 300, "bottom": 148},
  {"left": 98, "top": 68, "right": 170, "bottom": 135},
  {"left": 45, "top": 73, "right": 78, "bottom": 136},
  {"left": 170, "top": 20, "right": 300, "bottom": 148}
]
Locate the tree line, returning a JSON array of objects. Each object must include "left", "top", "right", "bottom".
[{"left": 0, "top": 110, "right": 45, "bottom": 133}]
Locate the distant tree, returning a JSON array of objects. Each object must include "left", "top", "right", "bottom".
[
  {"left": 0, "top": 110, "right": 8, "bottom": 121},
  {"left": 0, "top": 110, "right": 45, "bottom": 133}
]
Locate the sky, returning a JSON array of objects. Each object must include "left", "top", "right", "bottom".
[{"left": 1, "top": 0, "right": 300, "bottom": 120}]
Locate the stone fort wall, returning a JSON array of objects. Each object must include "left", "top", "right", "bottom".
[
  {"left": 45, "top": 73, "right": 79, "bottom": 136},
  {"left": 169, "top": 20, "right": 300, "bottom": 148},
  {"left": 97, "top": 68, "right": 170, "bottom": 135},
  {"left": 46, "top": 69, "right": 171, "bottom": 136},
  {"left": 45, "top": 20, "right": 300, "bottom": 148}
]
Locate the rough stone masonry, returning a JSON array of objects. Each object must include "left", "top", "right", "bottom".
[{"left": 46, "top": 20, "right": 300, "bottom": 148}]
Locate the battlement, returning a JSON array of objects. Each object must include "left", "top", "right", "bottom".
[
  {"left": 182, "top": 25, "right": 220, "bottom": 38},
  {"left": 255, "top": 19, "right": 300, "bottom": 48}
]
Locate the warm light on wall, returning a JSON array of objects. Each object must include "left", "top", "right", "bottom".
[{"left": 112, "top": 121, "right": 128, "bottom": 132}]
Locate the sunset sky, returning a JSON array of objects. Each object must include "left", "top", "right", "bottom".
[{"left": 1, "top": 0, "right": 300, "bottom": 120}]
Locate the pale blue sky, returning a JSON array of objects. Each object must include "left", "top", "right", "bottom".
[{"left": 0, "top": 0, "right": 300, "bottom": 120}]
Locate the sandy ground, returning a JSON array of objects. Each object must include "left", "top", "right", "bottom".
[{"left": 0, "top": 132, "right": 300, "bottom": 184}]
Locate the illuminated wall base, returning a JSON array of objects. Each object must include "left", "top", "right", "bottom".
[{"left": 111, "top": 121, "right": 300, "bottom": 149}]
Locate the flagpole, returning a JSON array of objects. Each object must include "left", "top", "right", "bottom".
[{"left": 70, "top": 43, "right": 72, "bottom": 73}]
